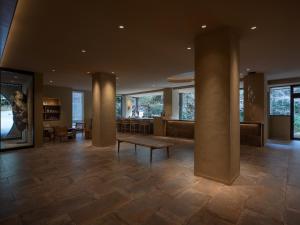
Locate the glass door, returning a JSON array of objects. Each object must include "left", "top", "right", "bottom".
[{"left": 292, "top": 86, "right": 300, "bottom": 139}]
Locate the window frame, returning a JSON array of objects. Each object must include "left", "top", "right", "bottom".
[
  {"left": 268, "top": 85, "right": 292, "bottom": 116},
  {"left": 72, "top": 91, "right": 84, "bottom": 127},
  {"left": 291, "top": 85, "right": 300, "bottom": 139},
  {"left": 116, "top": 95, "right": 123, "bottom": 118}
]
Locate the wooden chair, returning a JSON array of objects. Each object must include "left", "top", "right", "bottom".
[
  {"left": 130, "top": 119, "right": 139, "bottom": 133},
  {"left": 75, "top": 122, "right": 85, "bottom": 135},
  {"left": 116, "top": 119, "right": 122, "bottom": 132},
  {"left": 54, "top": 126, "right": 74, "bottom": 142},
  {"left": 139, "top": 119, "right": 151, "bottom": 135},
  {"left": 121, "top": 119, "right": 130, "bottom": 133}
]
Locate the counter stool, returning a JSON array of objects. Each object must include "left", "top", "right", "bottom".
[
  {"left": 121, "top": 119, "right": 130, "bottom": 133},
  {"left": 130, "top": 119, "right": 139, "bottom": 133},
  {"left": 139, "top": 119, "right": 151, "bottom": 135}
]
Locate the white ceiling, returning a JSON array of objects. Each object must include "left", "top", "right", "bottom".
[{"left": 1, "top": 0, "right": 300, "bottom": 94}]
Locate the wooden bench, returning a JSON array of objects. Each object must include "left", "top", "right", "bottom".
[{"left": 117, "top": 137, "right": 174, "bottom": 163}]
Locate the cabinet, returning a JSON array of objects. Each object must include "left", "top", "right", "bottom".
[{"left": 43, "top": 98, "right": 61, "bottom": 121}]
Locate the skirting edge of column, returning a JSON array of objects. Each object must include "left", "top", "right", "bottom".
[{"left": 194, "top": 171, "right": 240, "bottom": 185}]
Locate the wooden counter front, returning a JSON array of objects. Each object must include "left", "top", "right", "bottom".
[{"left": 153, "top": 118, "right": 264, "bottom": 147}]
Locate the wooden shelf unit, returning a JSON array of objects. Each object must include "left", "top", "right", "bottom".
[{"left": 43, "top": 98, "right": 61, "bottom": 121}]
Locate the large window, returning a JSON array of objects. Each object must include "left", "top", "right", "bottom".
[
  {"left": 137, "top": 95, "right": 163, "bottom": 118},
  {"left": 269, "top": 86, "right": 291, "bottom": 115},
  {"left": 72, "top": 91, "right": 84, "bottom": 126},
  {"left": 127, "top": 93, "right": 163, "bottom": 118},
  {"left": 179, "top": 92, "right": 195, "bottom": 120},
  {"left": 116, "top": 96, "right": 122, "bottom": 118},
  {"left": 240, "top": 89, "right": 244, "bottom": 121}
]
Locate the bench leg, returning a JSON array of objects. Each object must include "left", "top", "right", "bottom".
[
  {"left": 150, "top": 147, "right": 153, "bottom": 163},
  {"left": 166, "top": 147, "right": 170, "bottom": 158}
]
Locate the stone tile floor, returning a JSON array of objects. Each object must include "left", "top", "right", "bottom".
[{"left": 0, "top": 135, "right": 300, "bottom": 225}]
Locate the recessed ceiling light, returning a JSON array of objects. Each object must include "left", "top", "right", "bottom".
[
  {"left": 116, "top": 77, "right": 119, "bottom": 80},
  {"left": 51, "top": 69, "right": 56, "bottom": 72},
  {"left": 187, "top": 47, "right": 192, "bottom": 50},
  {"left": 86, "top": 71, "right": 91, "bottom": 74},
  {"left": 246, "top": 68, "right": 251, "bottom": 72},
  {"left": 81, "top": 49, "right": 87, "bottom": 53},
  {"left": 201, "top": 25, "right": 207, "bottom": 29},
  {"left": 49, "top": 80, "right": 53, "bottom": 83},
  {"left": 112, "top": 72, "right": 115, "bottom": 74},
  {"left": 240, "top": 73, "right": 244, "bottom": 76},
  {"left": 118, "top": 25, "right": 125, "bottom": 29},
  {"left": 250, "top": 26, "right": 257, "bottom": 30}
]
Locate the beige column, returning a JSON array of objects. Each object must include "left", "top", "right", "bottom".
[
  {"left": 243, "top": 72, "right": 265, "bottom": 122},
  {"left": 92, "top": 72, "right": 116, "bottom": 147},
  {"left": 194, "top": 27, "right": 240, "bottom": 184},
  {"left": 34, "top": 72, "right": 44, "bottom": 147},
  {"left": 163, "top": 88, "right": 173, "bottom": 119}
]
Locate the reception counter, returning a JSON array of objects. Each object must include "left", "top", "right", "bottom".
[{"left": 153, "top": 118, "right": 264, "bottom": 147}]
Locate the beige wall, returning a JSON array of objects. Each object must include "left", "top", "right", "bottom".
[
  {"left": 43, "top": 85, "right": 92, "bottom": 128},
  {"left": 269, "top": 116, "right": 291, "bottom": 140}
]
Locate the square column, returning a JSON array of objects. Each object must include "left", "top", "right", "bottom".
[
  {"left": 194, "top": 28, "right": 240, "bottom": 184},
  {"left": 243, "top": 72, "right": 265, "bottom": 122},
  {"left": 163, "top": 88, "right": 173, "bottom": 119},
  {"left": 92, "top": 72, "right": 116, "bottom": 147}
]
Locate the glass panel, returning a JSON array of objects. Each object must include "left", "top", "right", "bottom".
[
  {"left": 72, "top": 91, "right": 84, "bottom": 126},
  {"left": 180, "top": 92, "right": 195, "bottom": 120},
  {"left": 293, "top": 86, "right": 300, "bottom": 94},
  {"left": 270, "top": 86, "right": 291, "bottom": 115},
  {"left": 240, "top": 89, "right": 244, "bottom": 121},
  {"left": 294, "top": 98, "right": 300, "bottom": 139},
  {"left": 0, "top": 69, "right": 34, "bottom": 150},
  {"left": 137, "top": 95, "right": 163, "bottom": 118},
  {"left": 116, "top": 96, "right": 122, "bottom": 118}
]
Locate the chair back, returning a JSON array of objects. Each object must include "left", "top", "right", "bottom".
[
  {"left": 54, "top": 126, "right": 68, "bottom": 135},
  {"left": 75, "top": 122, "right": 85, "bottom": 129}
]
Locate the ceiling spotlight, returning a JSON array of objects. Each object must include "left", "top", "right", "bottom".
[
  {"left": 51, "top": 69, "right": 56, "bottom": 72},
  {"left": 201, "top": 25, "right": 207, "bottom": 29},
  {"left": 118, "top": 25, "right": 125, "bottom": 29},
  {"left": 246, "top": 68, "right": 251, "bottom": 72},
  {"left": 250, "top": 26, "right": 257, "bottom": 30},
  {"left": 112, "top": 72, "right": 115, "bottom": 74},
  {"left": 81, "top": 49, "right": 87, "bottom": 53},
  {"left": 86, "top": 71, "right": 91, "bottom": 74},
  {"left": 49, "top": 80, "right": 53, "bottom": 83},
  {"left": 187, "top": 47, "right": 192, "bottom": 50}
]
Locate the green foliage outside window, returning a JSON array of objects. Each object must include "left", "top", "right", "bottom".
[
  {"left": 116, "top": 96, "right": 122, "bottom": 118},
  {"left": 138, "top": 95, "right": 163, "bottom": 118},
  {"left": 240, "top": 89, "right": 244, "bottom": 121},
  {"left": 270, "top": 87, "right": 291, "bottom": 115},
  {"left": 180, "top": 93, "right": 195, "bottom": 120},
  {"left": 294, "top": 99, "right": 300, "bottom": 137}
]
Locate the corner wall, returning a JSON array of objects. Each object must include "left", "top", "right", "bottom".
[{"left": 43, "top": 85, "right": 92, "bottom": 128}]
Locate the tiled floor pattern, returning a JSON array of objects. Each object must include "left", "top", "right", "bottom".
[{"left": 1, "top": 135, "right": 300, "bottom": 225}]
